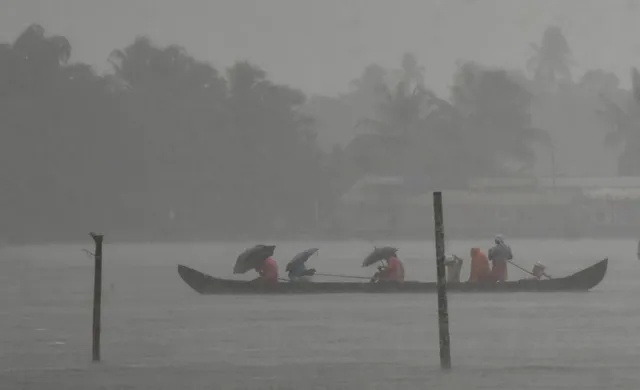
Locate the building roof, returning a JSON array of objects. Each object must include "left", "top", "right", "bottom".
[
  {"left": 342, "top": 175, "right": 640, "bottom": 205},
  {"left": 469, "top": 176, "right": 640, "bottom": 189}
]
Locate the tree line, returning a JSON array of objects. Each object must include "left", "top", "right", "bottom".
[
  {"left": 1, "top": 24, "right": 330, "bottom": 241},
  {"left": 0, "top": 24, "right": 637, "bottom": 242}
]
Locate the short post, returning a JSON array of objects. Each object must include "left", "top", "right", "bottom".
[
  {"left": 90, "top": 232, "right": 103, "bottom": 362},
  {"left": 433, "top": 192, "right": 451, "bottom": 369}
]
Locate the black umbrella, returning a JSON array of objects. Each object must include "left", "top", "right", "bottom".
[
  {"left": 362, "top": 246, "right": 398, "bottom": 267},
  {"left": 286, "top": 248, "right": 319, "bottom": 273},
  {"left": 233, "top": 244, "right": 276, "bottom": 274}
]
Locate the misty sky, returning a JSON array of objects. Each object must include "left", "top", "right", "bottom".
[{"left": 1, "top": 0, "right": 638, "bottom": 97}]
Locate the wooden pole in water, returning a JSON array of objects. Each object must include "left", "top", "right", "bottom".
[
  {"left": 90, "top": 232, "right": 103, "bottom": 362},
  {"left": 433, "top": 192, "right": 451, "bottom": 369}
]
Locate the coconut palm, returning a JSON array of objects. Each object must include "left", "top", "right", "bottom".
[
  {"left": 400, "top": 52, "right": 425, "bottom": 91},
  {"left": 355, "top": 52, "right": 432, "bottom": 138},
  {"left": 452, "top": 61, "right": 550, "bottom": 175},
  {"left": 4, "top": 24, "right": 71, "bottom": 92},
  {"left": 527, "top": 26, "right": 573, "bottom": 87},
  {"left": 12, "top": 24, "right": 71, "bottom": 66},
  {"left": 109, "top": 37, "right": 223, "bottom": 94},
  {"left": 349, "top": 63, "right": 386, "bottom": 92},
  {"left": 359, "top": 81, "right": 427, "bottom": 136},
  {"left": 596, "top": 91, "right": 640, "bottom": 175},
  {"left": 348, "top": 81, "right": 427, "bottom": 175}
]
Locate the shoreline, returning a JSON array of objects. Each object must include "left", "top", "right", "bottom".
[{"left": 1, "top": 231, "right": 638, "bottom": 246}]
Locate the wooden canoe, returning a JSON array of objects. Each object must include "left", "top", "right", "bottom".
[{"left": 177, "top": 258, "right": 608, "bottom": 295}]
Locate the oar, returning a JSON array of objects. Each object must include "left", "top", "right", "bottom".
[
  {"left": 314, "top": 272, "right": 372, "bottom": 280},
  {"left": 507, "top": 260, "right": 552, "bottom": 279}
]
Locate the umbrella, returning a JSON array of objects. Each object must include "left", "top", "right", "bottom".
[
  {"left": 286, "top": 248, "right": 319, "bottom": 273},
  {"left": 362, "top": 246, "right": 398, "bottom": 267},
  {"left": 233, "top": 244, "right": 276, "bottom": 274}
]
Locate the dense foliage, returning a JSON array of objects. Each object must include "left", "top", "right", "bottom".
[
  {"left": 0, "top": 26, "right": 327, "bottom": 241},
  {"left": 1, "top": 24, "right": 638, "bottom": 242}
]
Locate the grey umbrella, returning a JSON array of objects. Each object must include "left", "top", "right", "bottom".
[
  {"left": 286, "top": 248, "right": 319, "bottom": 273},
  {"left": 362, "top": 246, "right": 398, "bottom": 267},
  {"left": 233, "top": 244, "right": 276, "bottom": 274}
]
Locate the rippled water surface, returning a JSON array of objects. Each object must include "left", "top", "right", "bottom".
[{"left": 1, "top": 239, "right": 638, "bottom": 389}]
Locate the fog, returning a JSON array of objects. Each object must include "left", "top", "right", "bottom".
[
  {"left": 2, "top": 0, "right": 639, "bottom": 96},
  {"left": 3, "top": 2, "right": 640, "bottom": 389},
  {"left": 1, "top": 0, "right": 640, "bottom": 243}
]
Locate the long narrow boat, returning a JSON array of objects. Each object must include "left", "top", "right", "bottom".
[{"left": 177, "top": 258, "right": 608, "bottom": 295}]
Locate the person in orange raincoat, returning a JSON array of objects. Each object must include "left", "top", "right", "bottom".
[
  {"left": 253, "top": 256, "right": 279, "bottom": 285},
  {"left": 375, "top": 255, "right": 405, "bottom": 282},
  {"left": 468, "top": 248, "right": 492, "bottom": 282}
]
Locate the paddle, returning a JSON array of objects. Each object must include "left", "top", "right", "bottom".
[
  {"left": 314, "top": 272, "right": 372, "bottom": 280},
  {"left": 507, "top": 260, "right": 552, "bottom": 279}
]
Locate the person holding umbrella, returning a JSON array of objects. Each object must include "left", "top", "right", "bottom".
[
  {"left": 254, "top": 256, "right": 279, "bottom": 284},
  {"left": 233, "top": 245, "right": 280, "bottom": 285},
  {"left": 286, "top": 248, "right": 318, "bottom": 282},
  {"left": 363, "top": 247, "right": 405, "bottom": 282}
]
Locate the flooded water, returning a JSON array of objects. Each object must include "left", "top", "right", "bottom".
[{"left": 1, "top": 239, "right": 638, "bottom": 389}]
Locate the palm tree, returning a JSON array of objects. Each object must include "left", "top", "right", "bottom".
[
  {"left": 356, "top": 51, "right": 431, "bottom": 138},
  {"left": 5, "top": 24, "right": 71, "bottom": 92},
  {"left": 108, "top": 36, "right": 157, "bottom": 88},
  {"left": 596, "top": 92, "right": 640, "bottom": 175},
  {"left": 400, "top": 52, "right": 425, "bottom": 91},
  {"left": 348, "top": 64, "right": 386, "bottom": 92},
  {"left": 359, "top": 81, "right": 427, "bottom": 137},
  {"left": 527, "top": 26, "right": 573, "bottom": 87},
  {"left": 12, "top": 24, "right": 71, "bottom": 66},
  {"left": 110, "top": 37, "right": 226, "bottom": 106},
  {"left": 349, "top": 81, "right": 427, "bottom": 176},
  {"left": 452, "top": 61, "right": 550, "bottom": 175}
]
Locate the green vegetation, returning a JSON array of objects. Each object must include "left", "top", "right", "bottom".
[{"left": 0, "top": 24, "right": 636, "bottom": 242}]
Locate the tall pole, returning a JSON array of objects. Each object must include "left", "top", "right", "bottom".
[
  {"left": 433, "top": 192, "right": 451, "bottom": 369},
  {"left": 90, "top": 232, "right": 103, "bottom": 362}
]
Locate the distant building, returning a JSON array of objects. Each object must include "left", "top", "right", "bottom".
[{"left": 336, "top": 175, "right": 640, "bottom": 238}]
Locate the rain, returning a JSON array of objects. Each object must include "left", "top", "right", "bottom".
[{"left": 0, "top": 0, "right": 639, "bottom": 389}]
